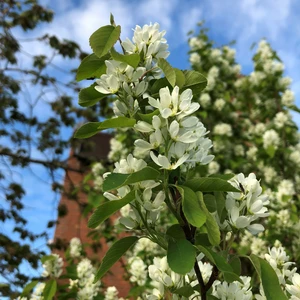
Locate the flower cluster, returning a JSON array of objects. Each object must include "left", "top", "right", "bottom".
[
  {"left": 69, "top": 258, "right": 101, "bottom": 299},
  {"left": 135, "top": 86, "right": 214, "bottom": 170},
  {"left": 42, "top": 253, "right": 63, "bottom": 278},
  {"left": 224, "top": 173, "right": 269, "bottom": 234},
  {"left": 69, "top": 237, "right": 82, "bottom": 258}
]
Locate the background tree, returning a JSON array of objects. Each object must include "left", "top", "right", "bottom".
[{"left": 0, "top": 0, "right": 112, "bottom": 297}]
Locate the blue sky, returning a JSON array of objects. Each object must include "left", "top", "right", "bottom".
[{"left": 4, "top": 0, "right": 300, "bottom": 274}]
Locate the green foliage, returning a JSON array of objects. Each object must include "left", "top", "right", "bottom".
[
  {"left": 197, "top": 192, "right": 220, "bottom": 246},
  {"left": 89, "top": 25, "right": 121, "bottom": 58},
  {"left": 74, "top": 117, "right": 136, "bottom": 139},
  {"left": 102, "top": 167, "right": 160, "bottom": 192},
  {"left": 94, "top": 236, "right": 139, "bottom": 281},
  {"left": 185, "top": 177, "right": 239, "bottom": 192},
  {"left": 42, "top": 279, "right": 57, "bottom": 300},
  {"left": 157, "top": 58, "right": 176, "bottom": 87},
  {"left": 177, "top": 185, "right": 206, "bottom": 228},
  {"left": 78, "top": 84, "right": 107, "bottom": 107},
  {"left": 197, "top": 246, "right": 241, "bottom": 283},
  {"left": 181, "top": 70, "right": 207, "bottom": 95},
  {"left": 76, "top": 53, "right": 109, "bottom": 81},
  {"left": 88, "top": 191, "right": 135, "bottom": 228},
  {"left": 167, "top": 239, "right": 196, "bottom": 275},
  {"left": 110, "top": 48, "right": 140, "bottom": 68}
]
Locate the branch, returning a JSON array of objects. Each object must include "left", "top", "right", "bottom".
[{"left": 0, "top": 149, "right": 84, "bottom": 173}]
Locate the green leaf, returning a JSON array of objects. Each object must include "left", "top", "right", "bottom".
[
  {"left": 89, "top": 25, "right": 121, "bottom": 58},
  {"left": 76, "top": 53, "right": 108, "bottom": 81},
  {"left": 203, "top": 194, "right": 217, "bottom": 213},
  {"left": 258, "top": 256, "right": 288, "bottom": 300},
  {"left": 197, "top": 246, "right": 241, "bottom": 283},
  {"left": 74, "top": 117, "right": 136, "bottom": 139},
  {"left": 167, "top": 239, "right": 196, "bottom": 275},
  {"left": 182, "top": 70, "right": 207, "bottom": 95},
  {"left": 42, "top": 279, "right": 57, "bottom": 300},
  {"left": 174, "top": 68, "right": 186, "bottom": 88},
  {"left": 173, "top": 285, "right": 195, "bottom": 297},
  {"left": 102, "top": 167, "right": 160, "bottom": 192},
  {"left": 248, "top": 254, "right": 261, "bottom": 278},
  {"left": 209, "top": 173, "right": 235, "bottom": 180},
  {"left": 194, "top": 233, "right": 211, "bottom": 246},
  {"left": 197, "top": 192, "right": 220, "bottom": 246},
  {"left": 177, "top": 185, "right": 206, "bottom": 228},
  {"left": 185, "top": 177, "right": 240, "bottom": 192},
  {"left": 266, "top": 145, "right": 275, "bottom": 158},
  {"left": 150, "top": 77, "right": 172, "bottom": 97},
  {"left": 138, "top": 109, "right": 159, "bottom": 123},
  {"left": 157, "top": 58, "right": 176, "bottom": 87},
  {"left": 41, "top": 255, "right": 56, "bottom": 264},
  {"left": 94, "top": 236, "right": 139, "bottom": 281},
  {"left": 214, "top": 192, "right": 226, "bottom": 220},
  {"left": 21, "top": 280, "right": 38, "bottom": 296},
  {"left": 111, "top": 48, "right": 140, "bottom": 68},
  {"left": 229, "top": 256, "right": 241, "bottom": 276},
  {"left": 166, "top": 224, "right": 186, "bottom": 240},
  {"left": 78, "top": 84, "right": 106, "bottom": 107},
  {"left": 88, "top": 191, "right": 135, "bottom": 228}
]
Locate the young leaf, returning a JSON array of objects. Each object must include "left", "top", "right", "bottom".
[
  {"left": 177, "top": 185, "right": 206, "bottom": 228},
  {"left": 94, "top": 236, "right": 139, "bottom": 281},
  {"left": 214, "top": 191, "right": 226, "bottom": 220},
  {"left": 174, "top": 68, "right": 186, "bottom": 88},
  {"left": 167, "top": 239, "right": 196, "bottom": 275},
  {"left": 203, "top": 194, "right": 217, "bottom": 213},
  {"left": 42, "top": 279, "right": 57, "bottom": 300},
  {"left": 111, "top": 48, "right": 140, "bottom": 68},
  {"left": 76, "top": 53, "right": 108, "bottom": 81},
  {"left": 88, "top": 190, "right": 135, "bottom": 228},
  {"left": 185, "top": 177, "right": 240, "bottom": 192},
  {"left": 21, "top": 281, "right": 38, "bottom": 296},
  {"left": 197, "top": 192, "right": 220, "bottom": 246},
  {"left": 182, "top": 70, "right": 207, "bottom": 95},
  {"left": 78, "top": 84, "right": 106, "bottom": 107},
  {"left": 102, "top": 167, "right": 160, "bottom": 192},
  {"left": 157, "top": 58, "right": 176, "bottom": 87},
  {"left": 74, "top": 117, "right": 136, "bottom": 139},
  {"left": 89, "top": 25, "right": 121, "bottom": 58}
]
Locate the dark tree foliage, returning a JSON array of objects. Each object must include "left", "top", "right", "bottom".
[{"left": 0, "top": 0, "right": 111, "bottom": 297}]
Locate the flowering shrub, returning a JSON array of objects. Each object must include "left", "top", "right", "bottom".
[{"left": 20, "top": 17, "right": 300, "bottom": 300}]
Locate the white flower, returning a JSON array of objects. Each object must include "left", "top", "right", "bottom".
[
  {"left": 128, "top": 257, "right": 148, "bottom": 286},
  {"left": 212, "top": 277, "right": 253, "bottom": 299},
  {"left": 263, "top": 166, "right": 277, "bottom": 184},
  {"left": 122, "top": 23, "right": 169, "bottom": 69},
  {"left": 189, "top": 52, "right": 201, "bottom": 64},
  {"left": 70, "top": 237, "right": 82, "bottom": 258},
  {"left": 208, "top": 161, "right": 220, "bottom": 174},
  {"left": 148, "top": 257, "right": 183, "bottom": 289},
  {"left": 263, "top": 129, "right": 280, "bottom": 150},
  {"left": 104, "top": 286, "right": 119, "bottom": 300},
  {"left": 42, "top": 254, "right": 63, "bottom": 278},
  {"left": 95, "top": 74, "right": 120, "bottom": 94},
  {"left": 189, "top": 37, "right": 206, "bottom": 49},
  {"left": 278, "top": 77, "right": 292, "bottom": 89},
  {"left": 246, "top": 146, "right": 258, "bottom": 161},
  {"left": 150, "top": 151, "right": 189, "bottom": 170},
  {"left": 214, "top": 98, "right": 226, "bottom": 111},
  {"left": 199, "top": 93, "right": 211, "bottom": 108},
  {"left": 213, "top": 123, "right": 233, "bottom": 137},
  {"left": 114, "top": 154, "right": 147, "bottom": 174},
  {"left": 249, "top": 71, "right": 265, "bottom": 86},
  {"left": 290, "top": 150, "right": 300, "bottom": 164},
  {"left": 274, "top": 111, "right": 289, "bottom": 128},
  {"left": 281, "top": 90, "right": 295, "bottom": 107},
  {"left": 265, "top": 246, "right": 297, "bottom": 285},
  {"left": 286, "top": 273, "right": 300, "bottom": 299},
  {"left": 277, "top": 179, "right": 295, "bottom": 201},
  {"left": 226, "top": 173, "right": 269, "bottom": 235}
]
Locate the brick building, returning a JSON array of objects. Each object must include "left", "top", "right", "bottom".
[{"left": 53, "top": 133, "right": 130, "bottom": 296}]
